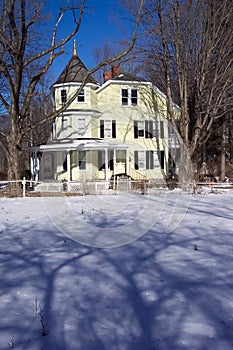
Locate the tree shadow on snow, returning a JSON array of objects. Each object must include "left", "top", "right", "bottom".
[{"left": 0, "top": 200, "right": 233, "bottom": 350}]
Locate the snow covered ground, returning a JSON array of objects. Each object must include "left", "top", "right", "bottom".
[{"left": 0, "top": 190, "right": 233, "bottom": 350}]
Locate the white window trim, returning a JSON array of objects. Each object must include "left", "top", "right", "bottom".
[
  {"left": 138, "top": 120, "right": 145, "bottom": 138},
  {"left": 77, "top": 88, "right": 85, "bottom": 103},
  {"left": 121, "top": 88, "right": 138, "bottom": 106},
  {"left": 104, "top": 120, "right": 112, "bottom": 138},
  {"left": 60, "top": 89, "right": 67, "bottom": 104},
  {"left": 138, "top": 150, "right": 146, "bottom": 170}
]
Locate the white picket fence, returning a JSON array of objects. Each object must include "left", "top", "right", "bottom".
[
  {"left": 1, "top": 178, "right": 232, "bottom": 198},
  {"left": 0, "top": 178, "right": 149, "bottom": 197},
  {"left": 0, "top": 178, "right": 37, "bottom": 197}
]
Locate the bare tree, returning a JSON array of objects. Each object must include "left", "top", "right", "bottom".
[
  {"left": 0, "top": 0, "right": 145, "bottom": 180},
  {"left": 131, "top": 0, "right": 233, "bottom": 180}
]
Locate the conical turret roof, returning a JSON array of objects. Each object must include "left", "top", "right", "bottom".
[{"left": 53, "top": 42, "right": 98, "bottom": 85}]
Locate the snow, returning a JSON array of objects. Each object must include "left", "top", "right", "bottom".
[{"left": 0, "top": 190, "right": 233, "bottom": 349}]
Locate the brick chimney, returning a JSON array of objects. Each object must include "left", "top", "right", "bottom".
[
  {"left": 112, "top": 65, "right": 120, "bottom": 77},
  {"left": 103, "top": 71, "right": 112, "bottom": 82},
  {"left": 103, "top": 66, "right": 120, "bottom": 82}
]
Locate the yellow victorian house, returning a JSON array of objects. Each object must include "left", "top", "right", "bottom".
[{"left": 30, "top": 44, "right": 177, "bottom": 190}]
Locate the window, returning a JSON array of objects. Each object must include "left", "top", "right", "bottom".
[
  {"left": 61, "top": 89, "right": 67, "bottom": 104},
  {"left": 100, "top": 120, "right": 116, "bottom": 138},
  {"left": 153, "top": 151, "right": 161, "bottom": 168},
  {"left": 121, "top": 88, "right": 138, "bottom": 106},
  {"left": 61, "top": 115, "right": 68, "bottom": 129},
  {"left": 138, "top": 150, "right": 146, "bottom": 170},
  {"left": 98, "top": 150, "right": 114, "bottom": 170},
  {"left": 77, "top": 89, "right": 85, "bottom": 102},
  {"left": 134, "top": 150, "right": 164, "bottom": 170},
  {"left": 78, "top": 151, "right": 86, "bottom": 170},
  {"left": 77, "top": 118, "right": 85, "bottom": 136},
  {"left": 131, "top": 89, "right": 138, "bottom": 105},
  {"left": 138, "top": 121, "right": 145, "bottom": 138},
  {"left": 153, "top": 120, "right": 164, "bottom": 138},
  {"left": 122, "top": 89, "right": 128, "bottom": 105},
  {"left": 134, "top": 119, "right": 164, "bottom": 139}
]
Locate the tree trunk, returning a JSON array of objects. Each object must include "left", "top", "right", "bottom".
[
  {"left": 6, "top": 139, "right": 22, "bottom": 180},
  {"left": 178, "top": 143, "right": 193, "bottom": 190}
]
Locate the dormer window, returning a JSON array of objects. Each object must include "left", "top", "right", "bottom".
[
  {"left": 77, "top": 88, "right": 85, "bottom": 102},
  {"left": 61, "top": 89, "right": 67, "bottom": 104},
  {"left": 121, "top": 88, "right": 138, "bottom": 106}
]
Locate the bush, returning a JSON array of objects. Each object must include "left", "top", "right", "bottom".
[{"left": 21, "top": 169, "right": 32, "bottom": 180}]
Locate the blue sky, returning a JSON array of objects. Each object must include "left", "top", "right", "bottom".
[{"left": 46, "top": 0, "right": 130, "bottom": 80}]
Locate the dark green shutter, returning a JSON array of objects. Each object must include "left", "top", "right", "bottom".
[
  {"left": 160, "top": 121, "right": 164, "bottom": 138},
  {"left": 158, "top": 150, "right": 164, "bottom": 169},
  {"left": 145, "top": 121, "right": 149, "bottom": 138},
  {"left": 112, "top": 120, "right": 116, "bottom": 138},
  {"left": 146, "top": 150, "right": 154, "bottom": 169},
  {"left": 109, "top": 150, "right": 114, "bottom": 170},
  {"left": 98, "top": 151, "right": 104, "bottom": 170},
  {"left": 134, "top": 121, "right": 138, "bottom": 138},
  {"left": 149, "top": 121, "right": 153, "bottom": 138},
  {"left": 134, "top": 151, "right": 138, "bottom": 169},
  {"left": 150, "top": 150, "right": 154, "bottom": 169},
  {"left": 100, "top": 120, "right": 104, "bottom": 138}
]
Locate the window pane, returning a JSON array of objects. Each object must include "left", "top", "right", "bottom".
[
  {"left": 153, "top": 120, "right": 159, "bottom": 138},
  {"left": 138, "top": 150, "right": 145, "bottom": 169},
  {"left": 122, "top": 89, "right": 128, "bottom": 105},
  {"left": 77, "top": 89, "right": 85, "bottom": 102},
  {"left": 138, "top": 121, "right": 145, "bottom": 138},
  {"left": 61, "top": 89, "right": 67, "bottom": 103},
  {"left": 79, "top": 151, "right": 86, "bottom": 170},
  {"left": 154, "top": 151, "right": 160, "bottom": 168},
  {"left": 104, "top": 120, "right": 112, "bottom": 138},
  {"left": 122, "top": 89, "right": 128, "bottom": 97},
  {"left": 131, "top": 89, "right": 138, "bottom": 105},
  {"left": 62, "top": 116, "right": 68, "bottom": 128}
]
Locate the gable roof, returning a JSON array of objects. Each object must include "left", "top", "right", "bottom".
[{"left": 53, "top": 54, "right": 98, "bottom": 86}]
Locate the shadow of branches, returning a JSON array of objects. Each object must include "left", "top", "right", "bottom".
[{"left": 0, "top": 194, "right": 233, "bottom": 349}]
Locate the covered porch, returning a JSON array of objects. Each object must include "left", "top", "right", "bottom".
[{"left": 30, "top": 139, "right": 130, "bottom": 184}]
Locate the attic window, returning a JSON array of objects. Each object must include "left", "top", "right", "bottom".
[
  {"left": 61, "top": 89, "right": 67, "bottom": 104},
  {"left": 121, "top": 88, "right": 138, "bottom": 106},
  {"left": 77, "top": 89, "right": 85, "bottom": 102}
]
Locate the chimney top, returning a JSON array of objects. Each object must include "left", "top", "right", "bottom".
[
  {"left": 112, "top": 65, "right": 120, "bottom": 77},
  {"left": 103, "top": 71, "right": 112, "bottom": 82}
]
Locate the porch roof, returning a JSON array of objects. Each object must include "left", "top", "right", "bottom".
[{"left": 30, "top": 138, "right": 130, "bottom": 152}]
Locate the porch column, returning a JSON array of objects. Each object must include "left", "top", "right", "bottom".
[
  {"left": 36, "top": 152, "right": 39, "bottom": 182},
  {"left": 30, "top": 152, "right": 34, "bottom": 180},
  {"left": 67, "top": 150, "right": 71, "bottom": 182},
  {"left": 126, "top": 149, "right": 130, "bottom": 176},
  {"left": 113, "top": 149, "right": 116, "bottom": 175},
  {"left": 104, "top": 148, "right": 108, "bottom": 180}
]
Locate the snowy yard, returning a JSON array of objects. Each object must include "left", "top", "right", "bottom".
[{"left": 0, "top": 190, "right": 233, "bottom": 350}]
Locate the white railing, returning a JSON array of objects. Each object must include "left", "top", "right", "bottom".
[
  {"left": 1, "top": 178, "right": 232, "bottom": 198},
  {"left": 0, "top": 178, "right": 38, "bottom": 197}
]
